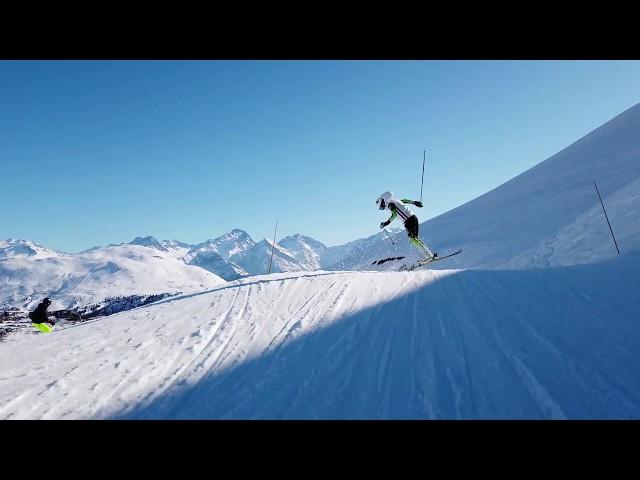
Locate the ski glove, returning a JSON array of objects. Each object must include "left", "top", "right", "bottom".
[
  {"left": 380, "top": 221, "right": 390, "bottom": 229},
  {"left": 414, "top": 201, "right": 423, "bottom": 208}
]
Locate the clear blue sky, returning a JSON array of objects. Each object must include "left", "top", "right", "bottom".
[{"left": 2, "top": 60, "right": 640, "bottom": 253}]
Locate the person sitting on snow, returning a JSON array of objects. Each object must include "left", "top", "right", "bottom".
[{"left": 28, "top": 297, "right": 55, "bottom": 327}]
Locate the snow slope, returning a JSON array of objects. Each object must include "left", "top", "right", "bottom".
[
  {"left": 2, "top": 252, "right": 639, "bottom": 420},
  {"left": 229, "top": 239, "right": 304, "bottom": 275},
  {"left": 129, "top": 236, "right": 169, "bottom": 252},
  {"left": 187, "top": 250, "right": 249, "bottom": 282},
  {"left": 182, "top": 230, "right": 256, "bottom": 280},
  {"left": 0, "top": 244, "right": 225, "bottom": 311},
  {"left": 0, "top": 227, "right": 328, "bottom": 311},
  {"left": 0, "top": 239, "right": 61, "bottom": 260},
  {"left": 324, "top": 229, "right": 406, "bottom": 270},
  {"left": 187, "top": 229, "right": 256, "bottom": 262},
  {"left": 183, "top": 230, "right": 327, "bottom": 276},
  {"left": 278, "top": 234, "right": 327, "bottom": 270},
  {"left": 330, "top": 102, "right": 640, "bottom": 271},
  {"left": 129, "top": 237, "right": 193, "bottom": 259}
]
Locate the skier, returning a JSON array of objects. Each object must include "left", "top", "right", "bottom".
[
  {"left": 376, "top": 191, "right": 437, "bottom": 260},
  {"left": 28, "top": 297, "right": 56, "bottom": 328}
]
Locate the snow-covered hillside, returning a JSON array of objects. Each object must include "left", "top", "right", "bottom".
[
  {"left": 180, "top": 229, "right": 328, "bottom": 278},
  {"left": 0, "top": 228, "right": 330, "bottom": 313},
  {"left": 182, "top": 229, "right": 256, "bottom": 280},
  {"left": 331, "top": 102, "right": 640, "bottom": 271},
  {"left": 187, "top": 229, "right": 256, "bottom": 262},
  {"left": 0, "top": 239, "right": 61, "bottom": 260},
  {"left": 187, "top": 250, "right": 249, "bottom": 282},
  {"left": 278, "top": 234, "right": 327, "bottom": 270},
  {"left": 129, "top": 237, "right": 193, "bottom": 259},
  {"left": 2, "top": 252, "right": 639, "bottom": 419},
  {"left": 324, "top": 229, "right": 406, "bottom": 271},
  {"left": 229, "top": 239, "right": 304, "bottom": 275},
  {"left": 0, "top": 244, "right": 225, "bottom": 311},
  {"left": 4, "top": 100, "right": 640, "bottom": 312}
]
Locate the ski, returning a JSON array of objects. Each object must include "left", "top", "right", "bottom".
[
  {"left": 32, "top": 322, "right": 54, "bottom": 333},
  {"left": 400, "top": 249, "right": 462, "bottom": 271}
]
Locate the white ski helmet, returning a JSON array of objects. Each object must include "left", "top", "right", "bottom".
[{"left": 376, "top": 191, "right": 393, "bottom": 210}]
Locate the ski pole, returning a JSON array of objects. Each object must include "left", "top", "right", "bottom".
[
  {"left": 420, "top": 149, "right": 426, "bottom": 203},
  {"left": 382, "top": 227, "right": 396, "bottom": 246}
]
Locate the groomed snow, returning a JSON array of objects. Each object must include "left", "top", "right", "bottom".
[{"left": 2, "top": 253, "right": 639, "bottom": 419}]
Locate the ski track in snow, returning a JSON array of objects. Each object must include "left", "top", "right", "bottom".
[{"left": 1, "top": 256, "right": 640, "bottom": 420}]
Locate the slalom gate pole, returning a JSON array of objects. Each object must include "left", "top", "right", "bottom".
[
  {"left": 594, "top": 180, "right": 620, "bottom": 255},
  {"left": 267, "top": 219, "right": 279, "bottom": 274}
]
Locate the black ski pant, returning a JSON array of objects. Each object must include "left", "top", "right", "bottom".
[{"left": 404, "top": 215, "right": 419, "bottom": 238}]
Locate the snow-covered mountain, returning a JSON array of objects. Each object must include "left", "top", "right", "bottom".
[
  {"left": 179, "top": 229, "right": 323, "bottom": 277},
  {"left": 180, "top": 229, "right": 256, "bottom": 280},
  {"left": 2, "top": 252, "right": 640, "bottom": 419},
  {"left": 5, "top": 101, "right": 639, "bottom": 312},
  {"left": 129, "top": 236, "right": 167, "bottom": 251},
  {"left": 0, "top": 239, "right": 61, "bottom": 260},
  {"left": 329, "top": 102, "right": 640, "bottom": 271},
  {"left": 126, "top": 234, "right": 253, "bottom": 281},
  {"left": 187, "top": 250, "right": 249, "bottom": 282},
  {"left": 323, "top": 229, "right": 405, "bottom": 270},
  {"left": 161, "top": 240, "right": 193, "bottom": 257},
  {"left": 278, "top": 234, "right": 327, "bottom": 270},
  {"left": 0, "top": 243, "right": 225, "bottom": 312},
  {"left": 229, "top": 239, "right": 304, "bottom": 275},
  {"left": 187, "top": 229, "right": 256, "bottom": 261},
  {"left": 0, "top": 230, "right": 343, "bottom": 294},
  {"left": 128, "top": 236, "right": 193, "bottom": 259},
  {"left": 3, "top": 103, "right": 640, "bottom": 419}
]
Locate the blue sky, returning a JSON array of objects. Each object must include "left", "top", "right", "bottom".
[{"left": 2, "top": 60, "right": 640, "bottom": 252}]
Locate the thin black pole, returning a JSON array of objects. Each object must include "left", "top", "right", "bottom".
[
  {"left": 267, "top": 219, "right": 279, "bottom": 274},
  {"left": 420, "top": 150, "right": 426, "bottom": 202},
  {"left": 594, "top": 181, "right": 620, "bottom": 255},
  {"left": 382, "top": 227, "right": 396, "bottom": 246}
]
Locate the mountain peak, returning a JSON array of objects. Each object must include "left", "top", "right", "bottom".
[
  {"left": 0, "top": 239, "right": 60, "bottom": 259},
  {"left": 259, "top": 238, "right": 286, "bottom": 250},
  {"left": 277, "top": 235, "right": 327, "bottom": 270},
  {"left": 129, "top": 236, "right": 167, "bottom": 251},
  {"left": 281, "top": 233, "right": 326, "bottom": 247},
  {"left": 217, "top": 229, "right": 252, "bottom": 242}
]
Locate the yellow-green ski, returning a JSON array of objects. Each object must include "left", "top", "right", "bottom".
[{"left": 32, "top": 322, "right": 53, "bottom": 333}]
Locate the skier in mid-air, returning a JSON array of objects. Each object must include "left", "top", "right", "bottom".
[{"left": 376, "top": 191, "right": 437, "bottom": 260}]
